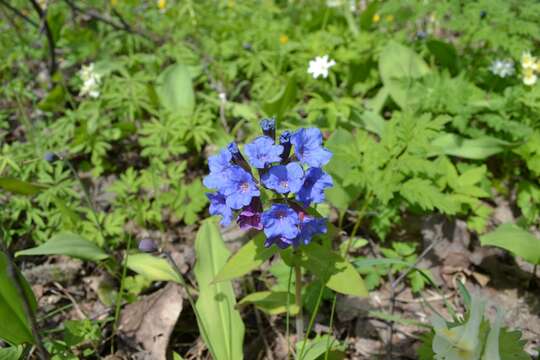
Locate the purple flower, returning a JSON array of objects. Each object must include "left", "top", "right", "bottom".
[
  {"left": 296, "top": 167, "right": 333, "bottom": 205},
  {"left": 261, "top": 162, "right": 304, "bottom": 194},
  {"left": 221, "top": 166, "right": 260, "bottom": 210},
  {"left": 260, "top": 118, "right": 276, "bottom": 139},
  {"left": 244, "top": 136, "right": 283, "bottom": 169},
  {"left": 237, "top": 197, "right": 263, "bottom": 230},
  {"left": 291, "top": 128, "right": 332, "bottom": 167},
  {"left": 207, "top": 192, "right": 234, "bottom": 226},
  {"left": 261, "top": 204, "right": 300, "bottom": 240}
]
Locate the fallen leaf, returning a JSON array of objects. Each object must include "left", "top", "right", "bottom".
[{"left": 118, "top": 283, "right": 183, "bottom": 360}]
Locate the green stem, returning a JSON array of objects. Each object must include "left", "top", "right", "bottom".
[
  {"left": 63, "top": 158, "right": 109, "bottom": 252},
  {"left": 286, "top": 266, "right": 293, "bottom": 359},
  {"left": 298, "top": 282, "right": 325, "bottom": 360},
  {"left": 294, "top": 264, "right": 303, "bottom": 342},
  {"left": 323, "top": 295, "right": 338, "bottom": 360}
]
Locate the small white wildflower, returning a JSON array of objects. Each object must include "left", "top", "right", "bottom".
[
  {"left": 79, "top": 63, "right": 102, "bottom": 98},
  {"left": 523, "top": 67, "right": 537, "bottom": 86},
  {"left": 307, "top": 55, "right": 336, "bottom": 79},
  {"left": 489, "top": 59, "right": 515, "bottom": 78},
  {"left": 218, "top": 92, "right": 227, "bottom": 102},
  {"left": 521, "top": 51, "right": 536, "bottom": 69}
]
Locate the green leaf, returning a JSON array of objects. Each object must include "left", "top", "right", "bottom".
[
  {"left": 295, "top": 335, "right": 345, "bottom": 360},
  {"left": 480, "top": 223, "right": 540, "bottom": 264},
  {"left": 482, "top": 309, "right": 503, "bottom": 360},
  {"left": 172, "top": 352, "right": 185, "bottom": 360},
  {"left": 0, "top": 177, "right": 47, "bottom": 196},
  {"left": 0, "top": 252, "right": 36, "bottom": 345},
  {"left": 426, "top": 39, "right": 459, "bottom": 75},
  {"left": 213, "top": 233, "right": 276, "bottom": 283},
  {"left": 498, "top": 328, "right": 530, "bottom": 360},
  {"left": 379, "top": 41, "right": 430, "bottom": 108},
  {"left": 155, "top": 63, "right": 195, "bottom": 117},
  {"left": 262, "top": 76, "right": 297, "bottom": 120},
  {"left": 0, "top": 346, "right": 23, "bottom": 360},
  {"left": 16, "top": 233, "right": 109, "bottom": 262},
  {"left": 237, "top": 291, "right": 298, "bottom": 315},
  {"left": 431, "top": 133, "right": 512, "bottom": 160},
  {"left": 301, "top": 243, "right": 368, "bottom": 297},
  {"left": 194, "top": 220, "right": 245, "bottom": 360},
  {"left": 126, "top": 253, "right": 181, "bottom": 283}
]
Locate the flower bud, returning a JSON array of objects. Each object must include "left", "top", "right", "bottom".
[
  {"left": 138, "top": 239, "right": 158, "bottom": 253},
  {"left": 260, "top": 117, "right": 276, "bottom": 140},
  {"left": 227, "top": 142, "right": 251, "bottom": 172},
  {"left": 279, "top": 130, "right": 292, "bottom": 162}
]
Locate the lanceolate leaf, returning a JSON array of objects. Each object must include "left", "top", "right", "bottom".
[
  {"left": 16, "top": 233, "right": 109, "bottom": 262},
  {"left": 301, "top": 243, "right": 368, "bottom": 297},
  {"left": 237, "top": 291, "right": 299, "bottom": 315},
  {"left": 0, "top": 177, "right": 47, "bottom": 196},
  {"left": 213, "top": 232, "right": 276, "bottom": 283},
  {"left": 194, "top": 220, "right": 244, "bottom": 360},
  {"left": 480, "top": 223, "right": 540, "bottom": 264},
  {"left": 431, "top": 133, "right": 512, "bottom": 160},
  {"left": 0, "top": 252, "right": 36, "bottom": 345},
  {"left": 126, "top": 253, "right": 182, "bottom": 283}
]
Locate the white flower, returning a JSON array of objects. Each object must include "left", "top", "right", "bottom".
[
  {"left": 521, "top": 51, "right": 536, "bottom": 69},
  {"left": 307, "top": 55, "right": 336, "bottom": 79},
  {"left": 523, "top": 67, "right": 537, "bottom": 86},
  {"left": 489, "top": 59, "right": 515, "bottom": 78},
  {"left": 79, "top": 63, "right": 102, "bottom": 98}
]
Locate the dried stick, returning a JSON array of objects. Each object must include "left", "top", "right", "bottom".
[{"left": 29, "top": 0, "right": 57, "bottom": 76}]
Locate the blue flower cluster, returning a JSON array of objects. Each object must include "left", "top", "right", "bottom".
[{"left": 204, "top": 119, "right": 333, "bottom": 249}]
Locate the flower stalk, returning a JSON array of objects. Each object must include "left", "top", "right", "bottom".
[{"left": 294, "top": 263, "right": 304, "bottom": 342}]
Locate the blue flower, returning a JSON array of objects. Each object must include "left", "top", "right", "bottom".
[
  {"left": 264, "top": 214, "right": 327, "bottom": 248},
  {"left": 296, "top": 167, "right": 333, "bottom": 205},
  {"left": 227, "top": 141, "right": 251, "bottom": 171},
  {"left": 221, "top": 166, "right": 260, "bottom": 210},
  {"left": 261, "top": 162, "right": 304, "bottom": 194},
  {"left": 291, "top": 128, "right": 332, "bottom": 167},
  {"left": 244, "top": 136, "right": 283, "bottom": 169},
  {"left": 207, "top": 192, "right": 234, "bottom": 226},
  {"left": 296, "top": 215, "right": 327, "bottom": 245},
  {"left": 261, "top": 204, "right": 299, "bottom": 240},
  {"left": 203, "top": 149, "right": 233, "bottom": 190}
]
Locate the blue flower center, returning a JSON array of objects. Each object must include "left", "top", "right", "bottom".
[{"left": 280, "top": 180, "right": 289, "bottom": 189}]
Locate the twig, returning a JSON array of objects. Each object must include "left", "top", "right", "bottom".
[
  {"left": 0, "top": 0, "right": 38, "bottom": 27},
  {"left": 29, "top": 0, "right": 57, "bottom": 77},
  {"left": 63, "top": 0, "right": 155, "bottom": 42},
  {"left": 0, "top": 238, "right": 50, "bottom": 360},
  {"left": 386, "top": 237, "right": 440, "bottom": 359}
]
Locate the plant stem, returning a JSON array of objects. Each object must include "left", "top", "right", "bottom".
[
  {"left": 294, "top": 264, "right": 303, "bottom": 342},
  {"left": 286, "top": 266, "right": 293, "bottom": 360},
  {"left": 298, "top": 282, "right": 325, "bottom": 359},
  {"left": 323, "top": 294, "right": 338, "bottom": 360}
]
